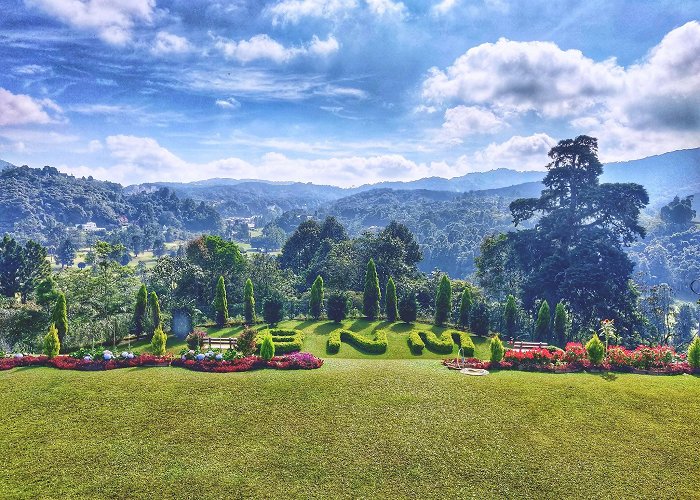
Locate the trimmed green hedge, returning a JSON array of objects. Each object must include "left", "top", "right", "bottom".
[
  {"left": 416, "top": 330, "right": 475, "bottom": 356},
  {"left": 326, "top": 329, "right": 388, "bottom": 354},
  {"left": 256, "top": 329, "right": 304, "bottom": 354},
  {"left": 408, "top": 331, "right": 425, "bottom": 355}
]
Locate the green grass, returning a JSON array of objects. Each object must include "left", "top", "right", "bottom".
[{"left": 1, "top": 361, "right": 698, "bottom": 498}]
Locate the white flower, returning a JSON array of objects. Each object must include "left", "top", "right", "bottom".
[
  {"left": 188, "top": 350, "right": 195, "bottom": 355},
  {"left": 215, "top": 353, "right": 223, "bottom": 361},
  {"left": 195, "top": 353, "right": 205, "bottom": 361},
  {"left": 127, "top": 353, "right": 134, "bottom": 359},
  {"left": 103, "top": 352, "right": 112, "bottom": 361},
  {"left": 14, "top": 353, "right": 23, "bottom": 359},
  {"left": 83, "top": 355, "right": 93, "bottom": 361},
  {"left": 121, "top": 351, "right": 129, "bottom": 358}
]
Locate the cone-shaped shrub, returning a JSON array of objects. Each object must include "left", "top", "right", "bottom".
[
  {"left": 132, "top": 284, "right": 148, "bottom": 337},
  {"left": 309, "top": 275, "right": 324, "bottom": 320},
  {"left": 553, "top": 302, "right": 568, "bottom": 347},
  {"left": 260, "top": 333, "right": 275, "bottom": 361},
  {"left": 434, "top": 275, "right": 452, "bottom": 326},
  {"left": 43, "top": 323, "right": 60, "bottom": 358},
  {"left": 151, "top": 324, "right": 167, "bottom": 356},
  {"left": 490, "top": 335, "right": 504, "bottom": 364},
  {"left": 457, "top": 288, "right": 472, "bottom": 328},
  {"left": 534, "top": 300, "right": 551, "bottom": 342},
  {"left": 586, "top": 332, "right": 605, "bottom": 365},
  {"left": 244, "top": 278, "right": 256, "bottom": 324},
  {"left": 327, "top": 292, "right": 348, "bottom": 323},
  {"left": 503, "top": 294, "right": 517, "bottom": 339},
  {"left": 398, "top": 293, "right": 417, "bottom": 324},
  {"left": 149, "top": 291, "right": 161, "bottom": 334},
  {"left": 363, "top": 258, "right": 381, "bottom": 320},
  {"left": 214, "top": 276, "right": 228, "bottom": 327},
  {"left": 51, "top": 292, "right": 68, "bottom": 344},
  {"left": 688, "top": 336, "right": 700, "bottom": 369},
  {"left": 385, "top": 277, "right": 398, "bottom": 322}
]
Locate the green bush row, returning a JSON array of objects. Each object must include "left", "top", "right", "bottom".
[
  {"left": 256, "top": 329, "right": 304, "bottom": 354},
  {"left": 408, "top": 331, "right": 425, "bottom": 355},
  {"left": 326, "top": 329, "right": 388, "bottom": 354}
]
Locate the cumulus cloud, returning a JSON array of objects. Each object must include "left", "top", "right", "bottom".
[
  {"left": 151, "top": 31, "right": 191, "bottom": 55},
  {"left": 0, "top": 87, "right": 62, "bottom": 126},
  {"left": 215, "top": 97, "right": 240, "bottom": 109},
  {"left": 440, "top": 105, "right": 504, "bottom": 141},
  {"left": 473, "top": 133, "right": 557, "bottom": 170},
  {"left": 26, "top": 0, "right": 155, "bottom": 45},
  {"left": 365, "top": 0, "right": 406, "bottom": 18},
  {"left": 431, "top": 0, "right": 458, "bottom": 15},
  {"left": 214, "top": 34, "right": 339, "bottom": 63},
  {"left": 267, "top": 0, "right": 357, "bottom": 24}
]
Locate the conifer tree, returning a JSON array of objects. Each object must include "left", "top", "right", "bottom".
[
  {"left": 457, "top": 288, "right": 472, "bottom": 328},
  {"left": 399, "top": 293, "right": 417, "bottom": 324},
  {"left": 43, "top": 323, "right": 60, "bottom": 358},
  {"left": 244, "top": 278, "right": 256, "bottom": 324},
  {"left": 213, "top": 276, "right": 228, "bottom": 327},
  {"left": 470, "top": 301, "right": 490, "bottom": 336},
  {"left": 504, "top": 294, "right": 517, "bottom": 339},
  {"left": 553, "top": 302, "right": 568, "bottom": 346},
  {"left": 260, "top": 333, "right": 275, "bottom": 361},
  {"left": 363, "top": 258, "right": 381, "bottom": 320},
  {"left": 149, "top": 291, "right": 161, "bottom": 333},
  {"left": 151, "top": 324, "right": 167, "bottom": 356},
  {"left": 51, "top": 292, "right": 68, "bottom": 344},
  {"left": 434, "top": 275, "right": 452, "bottom": 326},
  {"left": 385, "top": 277, "right": 398, "bottom": 322},
  {"left": 309, "top": 275, "right": 324, "bottom": 320},
  {"left": 535, "top": 300, "right": 551, "bottom": 342},
  {"left": 132, "top": 284, "right": 148, "bottom": 337}
]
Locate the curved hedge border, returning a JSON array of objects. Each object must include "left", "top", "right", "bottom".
[
  {"left": 413, "top": 330, "right": 475, "bottom": 356},
  {"left": 256, "top": 329, "right": 304, "bottom": 354},
  {"left": 327, "top": 329, "right": 388, "bottom": 354}
]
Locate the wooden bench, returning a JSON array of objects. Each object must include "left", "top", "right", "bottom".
[
  {"left": 510, "top": 340, "right": 548, "bottom": 352},
  {"left": 202, "top": 337, "right": 238, "bottom": 350}
]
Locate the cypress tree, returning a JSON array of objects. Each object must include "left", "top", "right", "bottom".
[
  {"left": 398, "top": 293, "right": 417, "bottom": 324},
  {"left": 43, "top": 323, "right": 60, "bottom": 358},
  {"left": 51, "top": 292, "right": 68, "bottom": 345},
  {"left": 309, "top": 275, "right": 324, "bottom": 320},
  {"left": 213, "top": 276, "right": 228, "bottom": 327},
  {"left": 434, "top": 275, "right": 452, "bottom": 326},
  {"left": 535, "top": 300, "right": 551, "bottom": 343},
  {"left": 149, "top": 291, "right": 161, "bottom": 333},
  {"left": 132, "top": 284, "right": 148, "bottom": 337},
  {"left": 260, "top": 333, "right": 275, "bottom": 361},
  {"left": 244, "top": 278, "right": 256, "bottom": 324},
  {"left": 363, "top": 258, "right": 381, "bottom": 320},
  {"left": 457, "top": 288, "right": 472, "bottom": 328},
  {"left": 553, "top": 302, "right": 568, "bottom": 347},
  {"left": 385, "top": 277, "right": 398, "bottom": 322},
  {"left": 504, "top": 294, "right": 517, "bottom": 339}
]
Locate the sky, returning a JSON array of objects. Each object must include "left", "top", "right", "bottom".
[{"left": 1, "top": 0, "right": 699, "bottom": 186}]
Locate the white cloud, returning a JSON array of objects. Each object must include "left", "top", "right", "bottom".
[
  {"left": 151, "top": 31, "right": 191, "bottom": 55},
  {"left": 267, "top": 0, "right": 357, "bottom": 24},
  {"left": 365, "top": 0, "right": 406, "bottom": 18},
  {"left": 473, "top": 133, "right": 557, "bottom": 170},
  {"left": 431, "top": 0, "right": 458, "bottom": 16},
  {"left": 87, "top": 139, "right": 103, "bottom": 152},
  {"left": 13, "top": 64, "right": 51, "bottom": 75},
  {"left": 422, "top": 37, "right": 623, "bottom": 117},
  {"left": 440, "top": 105, "right": 504, "bottom": 141},
  {"left": 26, "top": 0, "right": 155, "bottom": 45},
  {"left": 0, "top": 87, "right": 62, "bottom": 126},
  {"left": 214, "top": 34, "right": 339, "bottom": 63},
  {"left": 215, "top": 98, "right": 240, "bottom": 110}
]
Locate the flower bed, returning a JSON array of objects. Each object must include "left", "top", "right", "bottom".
[
  {"left": 171, "top": 352, "right": 323, "bottom": 372},
  {"left": 0, "top": 354, "right": 48, "bottom": 370}
]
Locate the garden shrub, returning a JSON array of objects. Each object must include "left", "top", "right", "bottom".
[
  {"left": 408, "top": 331, "right": 425, "bottom": 354},
  {"left": 327, "top": 329, "right": 388, "bottom": 354},
  {"left": 327, "top": 293, "right": 348, "bottom": 323},
  {"left": 419, "top": 331, "right": 453, "bottom": 354},
  {"left": 689, "top": 336, "right": 700, "bottom": 369},
  {"left": 43, "top": 323, "right": 60, "bottom": 358},
  {"left": 260, "top": 334, "right": 275, "bottom": 361},
  {"left": 257, "top": 329, "right": 303, "bottom": 354},
  {"left": 327, "top": 330, "right": 341, "bottom": 354},
  {"left": 186, "top": 330, "right": 206, "bottom": 350},
  {"left": 398, "top": 293, "right": 417, "bottom": 323},
  {"left": 490, "top": 335, "right": 504, "bottom": 363},
  {"left": 151, "top": 325, "right": 167, "bottom": 356},
  {"left": 585, "top": 332, "right": 605, "bottom": 365},
  {"left": 237, "top": 326, "right": 257, "bottom": 356},
  {"left": 451, "top": 330, "right": 475, "bottom": 357}
]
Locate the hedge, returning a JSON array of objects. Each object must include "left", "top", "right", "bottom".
[
  {"left": 326, "top": 329, "right": 388, "bottom": 354},
  {"left": 256, "top": 329, "right": 304, "bottom": 355},
  {"left": 408, "top": 331, "right": 425, "bottom": 355},
  {"left": 417, "top": 330, "right": 475, "bottom": 356}
]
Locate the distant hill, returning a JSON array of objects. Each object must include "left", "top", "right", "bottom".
[{"left": 0, "top": 159, "right": 17, "bottom": 171}]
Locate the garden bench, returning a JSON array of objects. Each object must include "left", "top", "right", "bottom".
[
  {"left": 510, "top": 340, "right": 548, "bottom": 352},
  {"left": 202, "top": 337, "right": 238, "bottom": 350}
]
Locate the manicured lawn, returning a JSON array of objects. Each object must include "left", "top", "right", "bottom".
[{"left": 1, "top": 361, "right": 698, "bottom": 498}]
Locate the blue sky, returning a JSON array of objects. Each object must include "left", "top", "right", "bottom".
[{"left": 1, "top": 0, "right": 699, "bottom": 186}]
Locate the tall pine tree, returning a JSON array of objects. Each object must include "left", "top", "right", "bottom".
[
  {"left": 385, "top": 277, "right": 398, "bottom": 322},
  {"left": 244, "top": 278, "right": 256, "bottom": 324},
  {"left": 309, "top": 275, "right": 324, "bottom": 320},
  {"left": 363, "top": 258, "right": 381, "bottom": 320},
  {"left": 457, "top": 288, "right": 472, "bottom": 328},
  {"left": 535, "top": 300, "right": 551, "bottom": 342},
  {"left": 51, "top": 292, "right": 68, "bottom": 345},
  {"left": 553, "top": 302, "right": 568, "bottom": 346},
  {"left": 214, "top": 276, "right": 228, "bottom": 327},
  {"left": 149, "top": 291, "right": 161, "bottom": 333},
  {"left": 504, "top": 294, "right": 518, "bottom": 339},
  {"left": 132, "top": 284, "right": 148, "bottom": 338},
  {"left": 434, "top": 275, "right": 452, "bottom": 326}
]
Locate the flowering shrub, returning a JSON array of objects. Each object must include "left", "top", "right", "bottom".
[
  {"left": 266, "top": 352, "right": 324, "bottom": 370},
  {"left": 47, "top": 353, "right": 170, "bottom": 370},
  {"left": 0, "top": 354, "right": 47, "bottom": 370},
  {"left": 563, "top": 343, "right": 588, "bottom": 365},
  {"left": 186, "top": 331, "right": 207, "bottom": 350}
]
